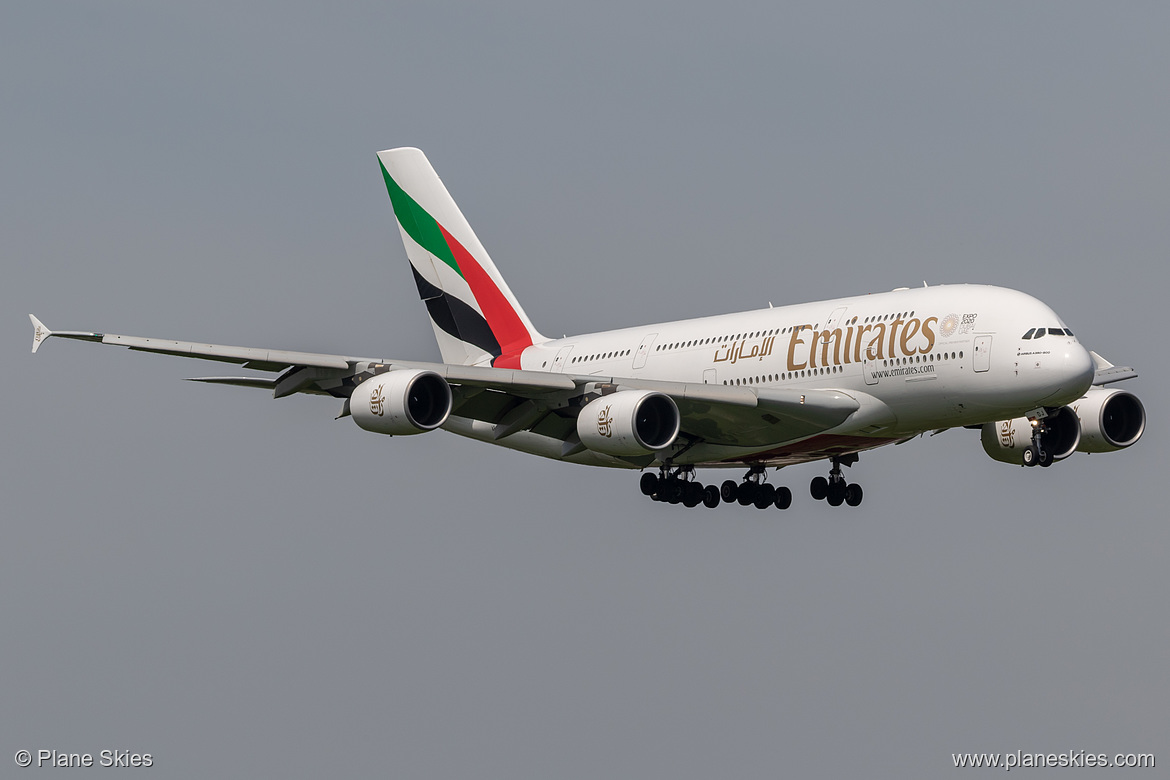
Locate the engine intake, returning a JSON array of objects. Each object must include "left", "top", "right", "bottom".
[
  {"left": 351, "top": 370, "right": 452, "bottom": 435},
  {"left": 1074, "top": 387, "right": 1145, "bottom": 452},
  {"left": 577, "top": 390, "right": 680, "bottom": 456}
]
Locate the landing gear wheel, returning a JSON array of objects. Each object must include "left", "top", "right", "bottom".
[
  {"left": 844, "top": 483, "right": 863, "bottom": 507},
  {"left": 810, "top": 476, "right": 828, "bottom": 501},
  {"left": 827, "top": 481, "right": 846, "bottom": 507},
  {"left": 754, "top": 483, "right": 776, "bottom": 510},
  {"left": 1022, "top": 446, "right": 1037, "bottom": 467},
  {"left": 773, "top": 486, "right": 792, "bottom": 510},
  {"left": 667, "top": 479, "right": 684, "bottom": 503},
  {"left": 1038, "top": 448, "right": 1054, "bottom": 467},
  {"left": 737, "top": 481, "right": 757, "bottom": 506},
  {"left": 640, "top": 473, "right": 659, "bottom": 496},
  {"left": 702, "top": 485, "right": 721, "bottom": 508},
  {"left": 720, "top": 480, "right": 739, "bottom": 504}
]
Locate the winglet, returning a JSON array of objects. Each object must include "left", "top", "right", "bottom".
[{"left": 30, "top": 314, "right": 51, "bottom": 353}]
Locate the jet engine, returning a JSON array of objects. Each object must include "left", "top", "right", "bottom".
[
  {"left": 981, "top": 405, "right": 1081, "bottom": 466},
  {"left": 350, "top": 370, "right": 452, "bottom": 435},
  {"left": 1073, "top": 386, "right": 1145, "bottom": 452},
  {"left": 577, "top": 390, "right": 681, "bottom": 456}
]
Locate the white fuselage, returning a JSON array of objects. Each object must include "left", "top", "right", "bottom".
[{"left": 449, "top": 284, "right": 1095, "bottom": 468}]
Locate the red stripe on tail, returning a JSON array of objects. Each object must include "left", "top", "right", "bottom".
[{"left": 438, "top": 224, "right": 533, "bottom": 365}]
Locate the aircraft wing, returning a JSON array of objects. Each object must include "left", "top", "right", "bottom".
[
  {"left": 1089, "top": 351, "right": 1138, "bottom": 385},
  {"left": 30, "top": 314, "right": 862, "bottom": 452}
]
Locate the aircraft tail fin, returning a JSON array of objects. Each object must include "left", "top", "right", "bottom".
[{"left": 377, "top": 148, "right": 546, "bottom": 368}]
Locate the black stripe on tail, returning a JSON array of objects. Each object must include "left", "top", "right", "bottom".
[{"left": 411, "top": 266, "right": 501, "bottom": 358}]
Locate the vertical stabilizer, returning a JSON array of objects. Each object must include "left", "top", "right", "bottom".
[{"left": 377, "top": 148, "right": 545, "bottom": 367}]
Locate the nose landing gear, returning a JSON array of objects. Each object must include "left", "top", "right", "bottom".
[{"left": 1022, "top": 412, "right": 1056, "bottom": 468}]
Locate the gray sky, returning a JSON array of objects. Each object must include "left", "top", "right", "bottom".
[{"left": 3, "top": 2, "right": 1166, "bottom": 777}]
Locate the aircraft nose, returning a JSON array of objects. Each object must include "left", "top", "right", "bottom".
[{"left": 1063, "top": 342, "right": 1095, "bottom": 395}]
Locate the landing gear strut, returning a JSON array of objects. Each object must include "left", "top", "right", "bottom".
[{"left": 809, "top": 455, "right": 863, "bottom": 508}]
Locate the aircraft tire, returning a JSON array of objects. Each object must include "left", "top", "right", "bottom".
[
  {"left": 845, "top": 483, "right": 863, "bottom": 507},
  {"left": 640, "top": 473, "right": 659, "bottom": 496},
  {"left": 737, "top": 482, "right": 755, "bottom": 506},
  {"left": 755, "top": 483, "right": 776, "bottom": 509},
  {"left": 720, "top": 480, "right": 739, "bottom": 503},
  {"left": 1022, "top": 446, "right": 1037, "bottom": 467},
  {"left": 810, "top": 476, "right": 828, "bottom": 501},
  {"left": 827, "top": 481, "right": 846, "bottom": 506},
  {"left": 774, "top": 486, "right": 792, "bottom": 510},
  {"left": 1039, "top": 448, "right": 1054, "bottom": 467},
  {"left": 703, "top": 485, "right": 721, "bottom": 508}
]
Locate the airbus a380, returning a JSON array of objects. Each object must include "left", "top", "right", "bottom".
[{"left": 30, "top": 147, "right": 1146, "bottom": 510}]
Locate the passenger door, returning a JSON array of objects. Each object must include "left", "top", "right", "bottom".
[{"left": 973, "top": 335, "right": 992, "bottom": 373}]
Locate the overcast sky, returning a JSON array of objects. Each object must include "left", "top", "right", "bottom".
[{"left": 3, "top": 2, "right": 1166, "bottom": 777}]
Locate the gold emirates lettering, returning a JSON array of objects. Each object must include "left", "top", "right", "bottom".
[{"left": 782, "top": 316, "right": 938, "bottom": 370}]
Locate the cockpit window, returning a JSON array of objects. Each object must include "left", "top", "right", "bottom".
[
  {"left": 1064, "top": 328, "right": 1074, "bottom": 337},
  {"left": 1022, "top": 328, "right": 1036, "bottom": 339},
  {"left": 1033, "top": 328, "right": 1045, "bottom": 339}
]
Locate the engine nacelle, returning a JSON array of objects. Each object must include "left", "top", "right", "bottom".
[
  {"left": 1073, "top": 386, "right": 1145, "bottom": 452},
  {"left": 981, "top": 405, "right": 1081, "bottom": 465},
  {"left": 577, "top": 390, "right": 680, "bottom": 456},
  {"left": 350, "top": 370, "right": 452, "bottom": 435}
]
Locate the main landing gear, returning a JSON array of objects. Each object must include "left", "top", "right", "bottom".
[
  {"left": 639, "top": 466, "right": 792, "bottom": 511},
  {"left": 808, "top": 455, "right": 864, "bottom": 508}
]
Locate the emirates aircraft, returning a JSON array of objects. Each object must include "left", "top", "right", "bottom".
[{"left": 30, "top": 148, "right": 1146, "bottom": 509}]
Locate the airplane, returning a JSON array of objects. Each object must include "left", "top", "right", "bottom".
[{"left": 29, "top": 147, "right": 1146, "bottom": 510}]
